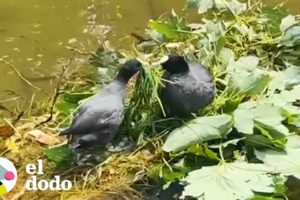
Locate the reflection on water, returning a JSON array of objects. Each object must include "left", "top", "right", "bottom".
[{"left": 0, "top": 0, "right": 298, "bottom": 111}]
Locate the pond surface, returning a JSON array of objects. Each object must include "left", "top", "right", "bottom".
[{"left": 0, "top": 0, "right": 298, "bottom": 112}]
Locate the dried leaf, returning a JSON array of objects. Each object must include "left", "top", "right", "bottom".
[
  {"left": 28, "top": 129, "right": 57, "bottom": 145},
  {"left": 0, "top": 125, "right": 14, "bottom": 138}
]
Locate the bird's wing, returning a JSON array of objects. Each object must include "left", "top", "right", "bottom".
[
  {"left": 63, "top": 104, "right": 124, "bottom": 136},
  {"left": 59, "top": 104, "right": 89, "bottom": 136}
]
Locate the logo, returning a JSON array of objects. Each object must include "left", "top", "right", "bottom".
[
  {"left": 26, "top": 160, "right": 72, "bottom": 191},
  {"left": 0, "top": 157, "right": 17, "bottom": 195}
]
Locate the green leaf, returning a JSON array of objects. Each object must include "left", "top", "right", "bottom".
[
  {"left": 187, "top": 144, "right": 220, "bottom": 161},
  {"left": 255, "top": 135, "right": 300, "bottom": 179},
  {"left": 252, "top": 104, "right": 289, "bottom": 136},
  {"left": 280, "top": 15, "right": 297, "bottom": 33},
  {"left": 217, "top": 47, "right": 235, "bottom": 71},
  {"left": 280, "top": 26, "right": 300, "bottom": 47},
  {"left": 148, "top": 12, "right": 188, "bottom": 40},
  {"left": 265, "top": 84, "right": 300, "bottom": 116},
  {"left": 284, "top": 64, "right": 300, "bottom": 88},
  {"left": 197, "top": 0, "right": 214, "bottom": 14},
  {"left": 161, "top": 167, "right": 188, "bottom": 182},
  {"left": 233, "top": 106, "right": 254, "bottom": 134},
  {"left": 227, "top": 56, "right": 272, "bottom": 96},
  {"left": 186, "top": 0, "right": 214, "bottom": 14},
  {"left": 149, "top": 21, "right": 179, "bottom": 40},
  {"left": 246, "top": 135, "right": 280, "bottom": 150},
  {"left": 56, "top": 100, "right": 78, "bottom": 115},
  {"left": 234, "top": 102, "right": 289, "bottom": 136},
  {"left": 63, "top": 92, "right": 94, "bottom": 104},
  {"left": 203, "top": 20, "right": 226, "bottom": 42},
  {"left": 45, "top": 145, "right": 73, "bottom": 168},
  {"left": 228, "top": 73, "right": 271, "bottom": 95},
  {"left": 227, "top": 0, "right": 247, "bottom": 15},
  {"left": 163, "top": 114, "right": 233, "bottom": 152},
  {"left": 214, "top": 0, "right": 247, "bottom": 15},
  {"left": 228, "top": 56, "right": 259, "bottom": 71},
  {"left": 182, "top": 162, "right": 274, "bottom": 200}
]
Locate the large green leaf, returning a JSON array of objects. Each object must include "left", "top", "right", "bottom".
[
  {"left": 182, "top": 162, "right": 274, "bottom": 200},
  {"left": 233, "top": 106, "right": 254, "bottom": 134},
  {"left": 265, "top": 84, "right": 300, "bottom": 117},
  {"left": 149, "top": 21, "right": 180, "bottom": 40},
  {"left": 255, "top": 135, "right": 300, "bottom": 179},
  {"left": 214, "top": 0, "right": 247, "bottom": 15},
  {"left": 252, "top": 104, "right": 289, "bottom": 136},
  {"left": 284, "top": 64, "right": 300, "bottom": 88},
  {"left": 280, "top": 15, "right": 297, "bottom": 33},
  {"left": 217, "top": 47, "right": 234, "bottom": 72},
  {"left": 227, "top": 56, "right": 272, "bottom": 96},
  {"left": 280, "top": 26, "right": 300, "bottom": 47},
  {"left": 163, "top": 114, "right": 233, "bottom": 152},
  {"left": 148, "top": 11, "right": 188, "bottom": 40},
  {"left": 234, "top": 102, "right": 289, "bottom": 136},
  {"left": 268, "top": 64, "right": 300, "bottom": 92},
  {"left": 203, "top": 19, "right": 226, "bottom": 42},
  {"left": 186, "top": 0, "right": 214, "bottom": 13}
]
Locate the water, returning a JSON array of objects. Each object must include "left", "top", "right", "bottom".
[{"left": 0, "top": 0, "right": 298, "bottom": 112}]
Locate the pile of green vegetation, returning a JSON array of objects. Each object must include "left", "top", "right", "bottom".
[{"left": 48, "top": 0, "right": 300, "bottom": 199}]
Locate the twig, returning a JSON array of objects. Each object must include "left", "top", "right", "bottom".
[
  {"left": 0, "top": 57, "right": 49, "bottom": 96},
  {"left": 65, "top": 46, "right": 95, "bottom": 56},
  {"left": 0, "top": 57, "right": 40, "bottom": 91},
  {"left": 12, "top": 111, "right": 24, "bottom": 124},
  {"left": 38, "top": 59, "right": 70, "bottom": 125},
  {"left": 0, "top": 96, "right": 21, "bottom": 104},
  {"left": 28, "top": 93, "right": 36, "bottom": 116}
]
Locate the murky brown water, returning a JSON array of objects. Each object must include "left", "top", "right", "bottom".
[{"left": 0, "top": 0, "right": 298, "bottom": 111}]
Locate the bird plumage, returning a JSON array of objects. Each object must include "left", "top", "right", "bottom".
[
  {"left": 160, "top": 55, "right": 215, "bottom": 117},
  {"left": 60, "top": 59, "right": 141, "bottom": 161}
]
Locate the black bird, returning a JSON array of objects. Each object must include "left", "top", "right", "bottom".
[
  {"left": 160, "top": 55, "right": 215, "bottom": 117},
  {"left": 60, "top": 59, "right": 141, "bottom": 162}
]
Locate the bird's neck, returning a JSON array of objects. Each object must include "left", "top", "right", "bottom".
[
  {"left": 105, "top": 80, "right": 127, "bottom": 93},
  {"left": 115, "top": 75, "right": 130, "bottom": 83}
]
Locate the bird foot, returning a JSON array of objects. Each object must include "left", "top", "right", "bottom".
[{"left": 106, "top": 136, "right": 135, "bottom": 152}]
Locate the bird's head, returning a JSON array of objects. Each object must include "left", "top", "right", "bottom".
[
  {"left": 116, "top": 59, "right": 142, "bottom": 82},
  {"left": 162, "top": 55, "right": 189, "bottom": 74}
]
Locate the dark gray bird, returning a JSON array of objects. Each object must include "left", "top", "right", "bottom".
[
  {"left": 160, "top": 55, "right": 215, "bottom": 117},
  {"left": 60, "top": 59, "right": 141, "bottom": 162}
]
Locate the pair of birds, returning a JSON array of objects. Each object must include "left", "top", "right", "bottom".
[{"left": 60, "top": 55, "right": 215, "bottom": 160}]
